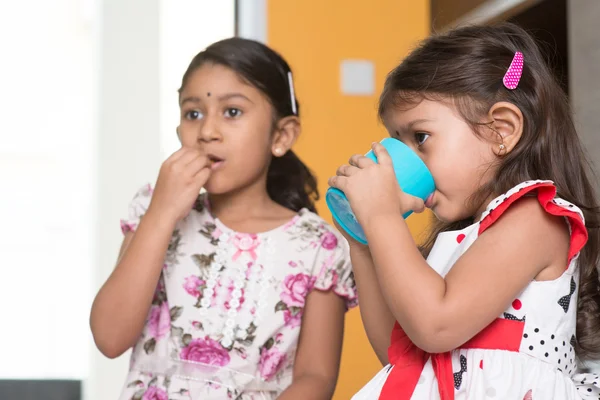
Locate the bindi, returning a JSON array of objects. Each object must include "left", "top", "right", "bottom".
[{"left": 207, "top": 92, "right": 211, "bottom": 97}]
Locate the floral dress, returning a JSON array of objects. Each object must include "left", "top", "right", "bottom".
[
  {"left": 117, "top": 185, "right": 357, "bottom": 400},
  {"left": 353, "top": 180, "right": 600, "bottom": 399}
]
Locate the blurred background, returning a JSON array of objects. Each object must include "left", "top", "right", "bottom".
[{"left": 0, "top": 0, "right": 598, "bottom": 399}]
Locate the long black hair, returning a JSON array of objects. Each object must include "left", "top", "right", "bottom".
[{"left": 179, "top": 37, "right": 319, "bottom": 213}]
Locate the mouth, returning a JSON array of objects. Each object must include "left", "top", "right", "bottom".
[
  {"left": 207, "top": 154, "right": 225, "bottom": 170},
  {"left": 425, "top": 193, "right": 435, "bottom": 208}
]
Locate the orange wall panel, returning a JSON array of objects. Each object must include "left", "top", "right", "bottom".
[{"left": 267, "top": 1, "right": 430, "bottom": 398}]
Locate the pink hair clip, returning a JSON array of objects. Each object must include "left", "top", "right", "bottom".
[{"left": 503, "top": 51, "right": 524, "bottom": 90}]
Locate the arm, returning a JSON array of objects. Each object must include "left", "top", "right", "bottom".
[
  {"left": 349, "top": 245, "right": 395, "bottom": 365},
  {"left": 90, "top": 211, "right": 177, "bottom": 358},
  {"left": 364, "top": 197, "right": 569, "bottom": 353},
  {"left": 90, "top": 147, "right": 211, "bottom": 358},
  {"left": 278, "top": 290, "right": 346, "bottom": 400}
]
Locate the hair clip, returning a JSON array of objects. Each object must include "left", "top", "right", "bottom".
[
  {"left": 503, "top": 51, "right": 524, "bottom": 90},
  {"left": 287, "top": 71, "right": 297, "bottom": 115}
]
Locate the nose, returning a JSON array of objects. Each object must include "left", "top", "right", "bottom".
[{"left": 198, "top": 115, "right": 221, "bottom": 143}]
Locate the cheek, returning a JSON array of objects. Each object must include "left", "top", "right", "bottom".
[
  {"left": 177, "top": 127, "right": 197, "bottom": 146},
  {"left": 426, "top": 145, "right": 481, "bottom": 193},
  {"left": 228, "top": 135, "right": 272, "bottom": 170}
]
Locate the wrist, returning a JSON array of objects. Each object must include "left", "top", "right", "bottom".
[
  {"left": 362, "top": 212, "right": 404, "bottom": 237},
  {"left": 142, "top": 207, "right": 178, "bottom": 232}
]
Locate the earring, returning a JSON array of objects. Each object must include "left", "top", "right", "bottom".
[
  {"left": 274, "top": 148, "right": 284, "bottom": 156},
  {"left": 499, "top": 144, "right": 506, "bottom": 151}
]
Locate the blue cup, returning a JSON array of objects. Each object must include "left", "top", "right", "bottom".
[{"left": 326, "top": 138, "right": 435, "bottom": 244}]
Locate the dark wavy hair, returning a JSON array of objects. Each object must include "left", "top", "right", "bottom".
[
  {"left": 179, "top": 37, "right": 319, "bottom": 213},
  {"left": 379, "top": 23, "right": 600, "bottom": 360}
]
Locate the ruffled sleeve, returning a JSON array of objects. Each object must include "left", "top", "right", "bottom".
[
  {"left": 120, "top": 184, "right": 153, "bottom": 234},
  {"left": 311, "top": 226, "right": 357, "bottom": 309},
  {"left": 478, "top": 180, "right": 587, "bottom": 269}
]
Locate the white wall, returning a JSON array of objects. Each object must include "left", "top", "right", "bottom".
[{"left": 0, "top": 0, "right": 95, "bottom": 380}]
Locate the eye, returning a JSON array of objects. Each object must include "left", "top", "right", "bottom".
[
  {"left": 224, "top": 108, "right": 243, "bottom": 118},
  {"left": 184, "top": 110, "right": 203, "bottom": 120},
  {"left": 415, "top": 132, "right": 430, "bottom": 146}
]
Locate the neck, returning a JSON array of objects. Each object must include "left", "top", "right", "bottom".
[{"left": 208, "top": 180, "right": 277, "bottom": 220}]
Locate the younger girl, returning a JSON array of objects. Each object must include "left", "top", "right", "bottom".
[
  {"left": 330, "top": 23, "right": 600, "bottom": 399},
  {"left": 90, "top": 38, "right": 356, "bottom": 400}
]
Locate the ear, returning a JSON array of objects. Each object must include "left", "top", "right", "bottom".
[
  {"left": 272, "top": 116, "right": 301, "bottom": 157},
  {"left": 487, "top": 101, "right": 523, "bottom": 156}
]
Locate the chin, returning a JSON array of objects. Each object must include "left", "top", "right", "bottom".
[
  {"left": 203, "top": 179, "right": 233, "bottom": 196},
  {"left": 431, "top": 205, "right": 468, "bottom": 224}
]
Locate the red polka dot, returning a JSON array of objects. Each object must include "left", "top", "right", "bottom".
[
  {"left": 512, "top": 299, "right": 522, "bottom": 310},
  {"left": 456, "top": 234, "right": 466, "bottom": 244},
  {"left": 479, "top": 360, "right": 483, "bottom": 369}
]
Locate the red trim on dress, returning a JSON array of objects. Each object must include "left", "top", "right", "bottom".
[{"left": 379, "top": 320, "right": 525, "bottom": 400}]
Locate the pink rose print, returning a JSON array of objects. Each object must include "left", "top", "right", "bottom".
[
  {"left": 183, "top": 275, "right": 204, "bottom": 297},
  {"left": 283, "top": 308, "right": 302, "bottom": 328},
  {"left": 280, "top": 273, "right": 314, "bottom": 308},
  {"left": 321, "top": 231, "right": 338, "bottom": 250},
  {"left": 142, "top": 387, "right": 168, "bottom": 400},
  {"left": 180, "top": 337, "right": 231, "bottom": 367},
  {"left": 259, "top": 347, "right": 287, "bottom": 380},
  {"left": 148, "top": 301, "right": 170, "bottom": 340}
]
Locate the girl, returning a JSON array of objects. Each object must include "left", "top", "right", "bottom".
[
  {"left": 330, "top": 23, "right": 600, "bottom": 399},
  {"left": 90, "top": 38, "right": 356, "bottom": 400}
]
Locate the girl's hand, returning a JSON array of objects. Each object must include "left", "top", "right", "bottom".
[
  {"left": 328, "top": 142, "right": 424, "bottom": 227},
  {"left": 147, "top": 147, "right": 212, "bottom": 223}
]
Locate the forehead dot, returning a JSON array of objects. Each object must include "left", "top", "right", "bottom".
[{"left": 207, "top": 92, "right": 211, "bottom": 97}]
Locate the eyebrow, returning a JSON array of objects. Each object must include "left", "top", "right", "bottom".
[
  {"left": 180, "top": 93, "right": 254, "bottom": 106},
  {"left": 395, "top": 118, "right": 434, "bottom": 133}
]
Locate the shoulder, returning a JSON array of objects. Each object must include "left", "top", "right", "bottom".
[
  {"left": 479, "top": 195, "right": 571, "bottom": 267},
  {"left": 297, "top": 209, "right": 350, "bottom": 252},
  {"left": 491, "top": 195, "right": 568, "bottom": 234}
]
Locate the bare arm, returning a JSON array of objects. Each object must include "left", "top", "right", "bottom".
[
  {"left": 90, "top": 211, "right": 176, "bottom": 358},
  {"left": 364, "top": 198, "right": 569, "bottom": 353},
  {"left": 277, "top": 290, "right": 346, "bottom": 399},
  {"left": 349, "top": 245, "right": 395, "bottom": 365}
]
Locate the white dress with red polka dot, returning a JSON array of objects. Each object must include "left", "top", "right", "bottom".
[{"left": 353, "top": 180, "right": 600, "bottom": 399}]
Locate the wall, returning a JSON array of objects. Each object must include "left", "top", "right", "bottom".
[
  {"left": 0, "top": 0, "right": 94, "bottom": 383},
  {"left": 267, "top": 1, "right": 430, "bottom": 398},
  {"left": 569, "top": 0, "right": 600, "bottom": 179},
  {"left": 569, "top": 0, "right": 600, "bottom": 371}
]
